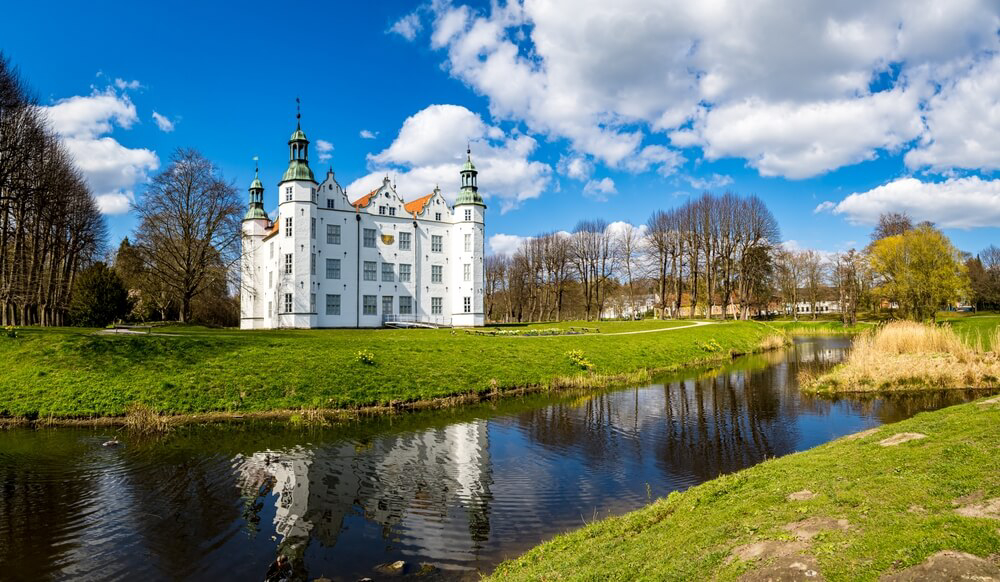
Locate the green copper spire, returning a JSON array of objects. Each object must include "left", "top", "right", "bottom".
[
  {"left": 280, "top": 98, "right": 315, "bottom": 183},
  {"left": 244, "top": 158, "right": 269, "bottom": 221},
  {"left": 455, "top": 146, "right": 485, "bottom": 206}
]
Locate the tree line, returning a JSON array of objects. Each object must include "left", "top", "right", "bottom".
[
  {"left": 486, "top": 192, "right": 782, "bottom": 322},
  {"left": 0, "top": 54, "right": 106, "bottom": 326}
]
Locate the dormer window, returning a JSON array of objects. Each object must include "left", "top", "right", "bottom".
[
  {"left": 389, "top": 207, "right": 396, "bottom": 216},
  {"left": 327, "top": 199, "right": 335, "bottom": 209},
  {"left": 435, "top": 212, "right": 441, "bottom": 221},
  {"left": 379, "top": 206, "right": 386, "bottom": 215}
]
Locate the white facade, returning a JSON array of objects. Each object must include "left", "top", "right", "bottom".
[{"left": 240, "top": 122, "right": 486, "bottom": 329}]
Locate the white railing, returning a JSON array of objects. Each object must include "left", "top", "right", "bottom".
[{"left": 382, "top": 314, "right": 452, "bottom": 327}]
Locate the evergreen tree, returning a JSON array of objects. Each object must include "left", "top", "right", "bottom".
[{"left": 69, "top": 262, "right": 130, "bottom": 327}]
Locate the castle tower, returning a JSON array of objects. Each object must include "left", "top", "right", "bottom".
[
  {"left": 451, "top": 147, "right": 486, "bottom": 327},
  {"left": 240, "top": 161, "right": 271, "bottom": 330},
  {"left": 276, "top": 101, "right": 319, "bottom": 328}
]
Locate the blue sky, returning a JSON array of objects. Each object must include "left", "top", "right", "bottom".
[{"left": 5, "top": 1, "right": 1000, "bottom": 257}]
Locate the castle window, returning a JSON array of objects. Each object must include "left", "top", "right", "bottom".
[
  {"left": 381, "top": 262, "right": 394, "bottom": 282},
  {"left": 464, "top": 263, "right": 471, "bottom": 282},
  {"left": 463, "top": 296, "right": 471, "bottom": 313},
  {"left": 285, "top": 217, "right": 292, "bottom": 237},
  {"left": 310, "top": 293, "right": 316, "bottom": 313},
  {"left": 431, "top": 297, "right": 442, "bottom": 315},
  {"left": 399, "top": 232, "right": 411, "bottom": 250},
  {"left": 363, "top": 295, "right": 377, "bottom": 315},
  {"left": 285, "top": 186, "right": 292, "bottom": 201},
  {"left": 435, "top": 212, "right": 441, "bottom": 221},
  {"left": 284, "top": 293, "right": 293, "bottom": 313},
  {"left": 363, "top": 261, "right": 377, "bottom": 281},
  {"left": 431, "top": 235, "right": 442, "bottom": 253},
  {"left": 327, "top": 224, "right": 340, "bottom": 245},
  {"left": 269, "top": 241, "right": 274, "bottom": 259},
  {"left": 382, "top": 295, "right": 393, "bottom": 316},
  {"left": 399, "top": 263, "right": 411, "bottom": 282},
  {"left": 326, "top": 258, "right": 340, "bottom": 280},
  {"left": 284, "top": 254, "right": 293, "bottom": 274},
  {"left": 363, "top": 228, "right": 376, "bottom": 248},
  {"left": 464, "top": 209, "right": 472, "bottom": 221},
  {"left": 389, "top": 207, "right": 396, "bottom": 216},
  {"left": 431, "top": 265, "right": 442, "bottom": 283},
  {"left": 326, "top": 294, "right": 341, "bottom": 315},
  {"left": 379, "top": 206, "right": 386, "bottom": 215},
  {"left": 464, "top": 233, "right": 471, "bottom": 252},
  {"left": 399, "top": 296, "right": 412, "bottom": 315},
  {"left": 327, "top": 199, "right": 335, "bottom": 209},
  {"left": 311, "top": 218, "right": 316, "bottom": 239},
  {"left": 269, "top": 271, "right": 273, "bottom": 288},
  {"left": 310, "top": 253, "right": 316, "bottom": 275}
]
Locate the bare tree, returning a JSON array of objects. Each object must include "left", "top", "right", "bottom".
[
  {"left": 614, "top": 222, "right": 643, "bottom": 317},
  {"left": 871, "top": 211, "right": 913, "bottom": 242},
  {"left": 134, "top": 149, "right": 242, "bottom": 323}
]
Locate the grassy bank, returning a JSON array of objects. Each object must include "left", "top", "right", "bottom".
[
  {"left": 766, "top": 320, "right": 873, "bottom": 335},
  {"left": 0, "top": 320, "right": 772, "bottom": 420},
  {"left": 489, "top": 397, "right": 1000, "bottom": 581},
  {"left": 802, "top": 321, "right": 1000, "bottom": 393}
]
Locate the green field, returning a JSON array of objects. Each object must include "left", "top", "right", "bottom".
[
  {"left": 489, "top": 397, "right": 1000, "bottom": 581},
  {"left": 0, "top": 320, "right": 772, "bottom": 419},
  {"left": 941, "top": 313, "right": 1000, "bottom": 350}
]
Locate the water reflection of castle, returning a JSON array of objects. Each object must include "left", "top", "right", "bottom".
[{"left": 236, "top": 420, "right": 492, "bottom": 568}]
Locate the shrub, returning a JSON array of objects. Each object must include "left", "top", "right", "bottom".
[
  {"left": 3, "top": 325, "right": 16, "bottom": 339},
  {"left": 69, "top": 262, "right": 131, "bottom": 327}
]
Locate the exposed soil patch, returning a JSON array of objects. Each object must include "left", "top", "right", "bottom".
[
  {"left": 740, "top": 554, "right": 823, "bottom": 581},
  {"left": 878, "top": 432, "right": 927, "bottom": 447},
  {"left": 787, "top": 490, "right": 816, "bottom": 501},
  {"left": 730, "top": 540, "right": 808, "bottom": 563},
  {"left": 955, "top": 497, "right": 1000, "bottom": 520},
  {"left": 979, "top": 396, "right": 1000, "bottom": 405},
  {"left": 783, "top": 517, "right": 850, "bottom": 541},
  {"left": 843, "top": 428, "right": 879, "bottom": 441},
  {"left": 880, "top": 550, "right": 1000, "bottom": 581}
]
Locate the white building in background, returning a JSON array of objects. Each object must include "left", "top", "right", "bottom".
[{"left": 240, "top": 115, "right": 486, "bottom": 329}]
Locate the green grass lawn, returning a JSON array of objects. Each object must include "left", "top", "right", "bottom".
[
  {"left": 0, "top": 320, "right": 771, "bottom": 419},
  {"left": 489, "top": 397, "right": 1000, "bottom": 581},
  {"left": 940, "top": 312, "right": 1000, "bottom": 350},
  {"left": 765, "top": 320, "right": 874, "bottom": 335}
]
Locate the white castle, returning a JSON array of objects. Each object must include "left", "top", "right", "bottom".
[{"left": 240, "top": 116, "right": 486, "bottom": 329}]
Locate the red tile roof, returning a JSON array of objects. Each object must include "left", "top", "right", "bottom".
[{"left": 404, "top": 193, "right": 434, "bottom": 216}]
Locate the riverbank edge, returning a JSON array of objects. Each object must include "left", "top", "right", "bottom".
[
  {"left": 487, "top": 395, "right": 1000, "bottom": 581},
  {"left": 1, "top": 332, "right": 787, "bottom": 429}
]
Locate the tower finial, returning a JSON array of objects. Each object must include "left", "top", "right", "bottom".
[
  {"left": 467, "top": 141, "right": 471, "bottom": 157},
  {"left": 296, "top": 97, "right": 301, "bottom": 129},
  {"left": 253, "top": 155, "right": 259, "bottom": 175}
]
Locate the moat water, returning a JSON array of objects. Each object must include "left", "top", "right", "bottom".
[{"left": 0, "top": 337, "right": 989, "bottom": 581}]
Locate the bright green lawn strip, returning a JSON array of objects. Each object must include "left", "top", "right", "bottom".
[
  {"left": 488, "top": 398, "right": 1000, "bottom": 581},
  {"left": 766, "top": 320, "right": 873, "bottom": 335},
  {"left": 0, "top": 321, "right": 769, "bottom": 417},
  {"left": 943, "top": 314, "right": 1000, "bottom": 350}
]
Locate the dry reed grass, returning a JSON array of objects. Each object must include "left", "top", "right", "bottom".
[
  {"left": 801, "top": 321, "right": 1000, "bottom": 392},
  {"left": 124, "top": 402, "right": 171, "bottom": 433},
  {"left": 759, "top": 334, "right": 788, "bottom": 351}
]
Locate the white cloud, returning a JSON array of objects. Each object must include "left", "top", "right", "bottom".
[
  {"left": 814, "top": 200, "right": 837, "bottom": 213},
  {"left": 42, "top": 88, "right": 158, "bottom": 215},
  {"left": 389, "top": 11, "right": 423, "bottom": 41},
  {"left": 684, "top": 173, "right": 733, "bottom": 190},
  {"left": 347, "top": 104, "right": 551, "bottom": 212},
  {"left": 558, "top": 155, "right": 593, "bottom": 181},
  {"left": 905, "top": 54, "right": 1000, "bottom": 172},
  {"left": 671, "top": 88, "right": 925, "bottom": 179},
  {"left": 489, "top": 233, "right": 530, "bottom": 256},
  {"left": 359, "top": 129, "right": 378, "bottom": 139},
  {"left": 113, "top": 78, "right": 141, "bottom": 90},
  {"left": 582, "top": 177, "right": 616, "bottom": 201},
  {"left": 421, "top": 1, "right": 1000, "bottom": 179},
  {"left": 316, "top": 139, "right": 334, "bottom": 162},
  {"left": 832, "top": 176, "right": 1000, "bottom": 228},
  {"left": 151, "top": 111, "right": 175, "bottom": 132}
]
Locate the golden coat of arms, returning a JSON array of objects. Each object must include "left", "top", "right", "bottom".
[{"left": 380, "top": 233, "right": 395, "bottom": 245}]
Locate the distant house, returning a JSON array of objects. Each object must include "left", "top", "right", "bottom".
[
  {"left": 785, "top": 300, "right": 842, "bottom": 315},
  {"left": 601, "top": 293, "right": 658, "bottom": 319}
]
